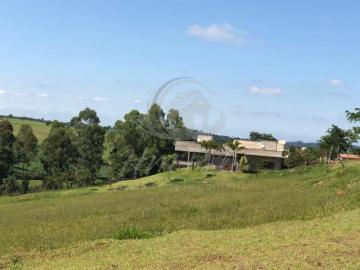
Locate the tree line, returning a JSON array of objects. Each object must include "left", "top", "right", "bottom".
[
  {"left": 286, "top": 109, "right": 360, "bottom": 168},
  {"left": 0, "top": 104, "right": 187, "bottom": 194}
]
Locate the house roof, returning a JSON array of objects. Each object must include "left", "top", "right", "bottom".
[{"left": 339, "top": 153, "right": 360, "bottom": 160}]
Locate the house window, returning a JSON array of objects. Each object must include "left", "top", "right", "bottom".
[{"left": 263, "top": 161, "right": 274, "bottom": 169}]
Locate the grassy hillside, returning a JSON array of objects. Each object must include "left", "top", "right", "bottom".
[
  {"left": 1, "top": 162, "right": 360, "bottom": 269},
  {"left": 1, "top": 117, "right": 51, "bottom": 143},
  {"left": 7, "top": 209, "right": 360, "bottom": 269}
]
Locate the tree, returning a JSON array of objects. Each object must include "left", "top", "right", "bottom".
[
  {"left": 166, "top": 109, "right": 186, "bottom": 140},
  {"left": 199, "top": 140, "right": 213, "bottom": 163},
  {"left": 0, "top": 120, "right": 15, "bottom": 186},
  {"left": 13, "top": 124, "right": 38, "bottom": 180},
  {"left": 346, "top": 108, "right": 360, "bottom": 123},
  {"left": 319, "top": 125, "right": 356, "bottom": 160},
  {"left": 1, "top": 176, "right": 18, "bottom": 194},
  {"left": 108, "top": 111, "right": 146, "bottom": 179},
  {"left": 346, "top": 108, "right": 360, "bottom": 136},
  {"left": 249, "top": 132, "right": 277, "bottom": 141},
  {"left": 109, "top": 105, "right": 177, "bottom": 179},
  {"left": 71, "top": 108, "right": 105, "bottom": 185},
  {"left": 227, "top": 141, "right": 244, "bottom": 171},
  {"left": 39, "top": 125, "right": 78, "bottom": 189},
  {"left": 198, "top": 140, "right": 224, "bottom": 165},
  {"left": 209, "top": 141, "right": 225, "bottom": 165},
  {"left": 285, "top": 147, "right": 323, "bottom": 168},
  {"left": 141, "top": 104, "right": 174, "bottom": 175}
]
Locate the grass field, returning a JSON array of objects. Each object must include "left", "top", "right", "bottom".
[
  {"left": 0, "top": 117, "right": 51, "bottom": 143},
  {"left": 1, "top": 162, "right": 360, "bottom": 269}
]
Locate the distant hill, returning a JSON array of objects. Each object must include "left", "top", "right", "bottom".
[
  {"left": 286, "top": 141, "right": 319, "bottom": 148},
  {"left": 0, "top": 115, "right": 52, "bottom": 143}
]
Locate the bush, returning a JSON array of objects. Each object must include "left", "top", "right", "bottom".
[
  {"left": 239, "top": 156, "right": 251, "bottom": 173},
  {"left": 116, "top": 185, "right": 127, "bottom": 190},
  {"left": 113, "top": 227, "right": 159, "bottom": 240},
  {"left": 75, "top": 167, "right": 93, "bottom": 186},
  {"left": 42, "top": 172, "right": 66, "bottom": 190},
  {"left": 1, "top": 177, "right": 19, "bottom": 194},
  {"left": 169, "top": 178, "right": 184, "bottom": 184},
  {"left": 145, "top": 182, "right": 157, "bottom": 188}
]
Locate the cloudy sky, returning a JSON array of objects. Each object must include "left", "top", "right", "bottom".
[{"left": 0, "top": 0, "right": 359, "bottom": 141}]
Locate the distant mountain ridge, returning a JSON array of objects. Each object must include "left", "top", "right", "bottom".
[{"left": 286, "top": 141, "right": 319, "bottom": 148}]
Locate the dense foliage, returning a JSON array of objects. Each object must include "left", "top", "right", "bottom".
[
  {"left": 249, "top": 131, "right": 277, "bottom": 141},
  {"left": 0, "top": 120, "right": 15, "bottom": 187},
  {"left": 107, "top": 104, "right": 183, "bottom": 179}
]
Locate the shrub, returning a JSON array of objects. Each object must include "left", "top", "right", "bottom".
[
  {"left": 239, "top": 156, "right": 251, "bottom": 173},
  {"left": 116, "top": 185, "right": 127, "bottom": 190},
  {"left": 145, "top": 182, "right": 157, "bottom": 187},
  {"left": 1, "top": 177, "right": 19, "bottom": 194},
  {"left": 169, "top": 178, "right": 184, "bottom": 184},
  {"left": 113, "top": 227, "right": 159, "bottom": 240}
]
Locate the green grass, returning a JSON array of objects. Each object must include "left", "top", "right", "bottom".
[
  {"left": 1, "top": 162, "right": 360, "bottom": 269},
  {"left": 1, "top": 117, "right": 51, "bottom": 143},
  {"left": 5, "top": 209, "right": 360, "bottom": 269}
]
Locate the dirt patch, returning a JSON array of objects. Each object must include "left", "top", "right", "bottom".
[{"left": 336, "top": 190, "right": 346, "bottom": 197}]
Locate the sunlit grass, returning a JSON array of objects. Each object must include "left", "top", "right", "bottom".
[{"left": 1, "top": 162, "right": 360, "bottom": 258}]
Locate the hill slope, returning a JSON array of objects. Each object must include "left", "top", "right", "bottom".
[
  {"left": 0, "top": 117, "right": 51, "bottom": 142},
  {"left": 8, "top": 209, "right": 360, "bottom": 269},
  {"left": 1, "top": 162, "right": 360, "bottom": 269}
]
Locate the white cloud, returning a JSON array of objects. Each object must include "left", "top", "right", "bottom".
[
  {"left": 93, "top": 96, "right": 109, "bottom": 102},
  {"left": 249, "top": 86, "right": 282, "bottom": 96},
  {"left": 37, "top": 93, "right": 49, "bottom": 98},
  {"left": 187, "top": 23, "right": 247, "bottom": 45},
  {"left": 0, "top": 89, "right": 6, "bottom": 95},
  {"left": 133, "top": 99, "right": 142, "bottom": 104},
  {"left": 329, "top": 79, "right": 343, "bottom": 86}
]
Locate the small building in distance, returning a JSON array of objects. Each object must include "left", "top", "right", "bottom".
[
  {"left": 197, "top": 134, "right": 214, "bottom": 142},
  {"left": 175, "top": 135, "right": 287, "bottom": 170},
  {"left": 339, "top": 153, "right": 360, "bottom": 160}
]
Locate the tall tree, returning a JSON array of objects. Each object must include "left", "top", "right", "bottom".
[
  {"left": 166, "top": 109, "right": 186, "bottom": 140},
  {"left": 108, "top": 111, "right": 146, "bottom": 179},
  {"left": 141, "top": 104, "right": 174, "bottom": 175},
  {"left": 109, "top": 105, "right": 180, "bottom": 179},
  {"left": 0, "top": 120, "right": 15, "bottom": 186},
  {"left": 199, "top": 140, "right": 213, "bottom": 163},
  {"left": 319, "top": 125, "right": 356, "bottom": 160},
  {"left": 71, "top": 108, "right": 105, "bottom": 185},
  {"left": 40, "top": 125, "right": 78, "bottom": 189},
  {"left": 227, "top": 141, "right": 244, "bottom": 171},
  {"left": 346, "top": 108, "right": 360, "bottom": 135},
  {"left": 13, "top": 124, "right": 38, "bottom": 181}
]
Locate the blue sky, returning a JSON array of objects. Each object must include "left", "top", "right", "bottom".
[{"left": 0, "top": 0, "right": 359, "bottom": 141}]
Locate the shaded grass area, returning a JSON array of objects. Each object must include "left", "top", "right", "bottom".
[
  {"left": 1, "top": 163, "right": 360, "bottom": 258},
  {"left": 4, "top": 208, "right": 360, "bottom": 269}
]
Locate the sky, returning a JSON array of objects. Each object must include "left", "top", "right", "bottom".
[{"left": 0, "top": 0, "right": 359, "bottom": 141}]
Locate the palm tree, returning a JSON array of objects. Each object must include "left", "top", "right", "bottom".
[
  {"left": 199, "top": 140, "right": 212, "bottom": 164},
  {"left": 227, "top": 141, "right": 244, "bottom": 171},
  {"left": 210, "top": 141, "right": 225, "bottom": 165}
]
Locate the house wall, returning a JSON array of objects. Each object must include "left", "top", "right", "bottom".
[{"left": 176, "top": 151, "right": 284, "bottom": 171}]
